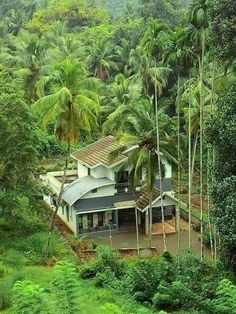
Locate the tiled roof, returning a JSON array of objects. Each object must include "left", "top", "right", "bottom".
[
  {"left": 71, "top": 136, "right": 127, "bottom": 168},
  {"left": 136, "top": 185, "right": 160, "bottom": 211}
]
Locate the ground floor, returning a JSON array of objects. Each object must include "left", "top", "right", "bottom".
[{"left": 76, "top": 206, "right": 176, "bottom": 235}]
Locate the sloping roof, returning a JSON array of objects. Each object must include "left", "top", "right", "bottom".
[
  {"left": 71, "top": 136, "right": 127, "bottom": 168},
  {"left": 62, "top": 176, "right": 115, "bottom": 206},
  {"left": 136, "top": 185, "right": 161, "bottom": 211}
]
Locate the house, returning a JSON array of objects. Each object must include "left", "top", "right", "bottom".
[{"left": 41, "top": 136, "right": 181, "bottom": 236}]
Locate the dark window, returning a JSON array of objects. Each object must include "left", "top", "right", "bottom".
[
  {"left": 66, "top": 205, "right": 69, "bottom": 222},
  {"left": 52, "top": 197, "right": 57, "bottom": 206},
  {"left": 91, "top": 188, "right": 97, "bottom": 193},
  {"left": 98, "top": 212, "right": 104, "bottom": 227},
  {"left": 78, "top": 215, "right": 83, "bottom": 229},
  {"left": 88, "top": 168, "right": 91, "bottom": 175},
  {"left": 87, "top": 213, "right": 93, "bottom": 228}
]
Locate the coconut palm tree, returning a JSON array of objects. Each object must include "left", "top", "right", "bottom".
[
  {"left": 87, "top": 40, "right": 118, "bottom": 80},
  {"left": 1, "top": 30, "right": 48, "bottom": 101},
  {"left": 34, "top": 57, "right": 101, "bottom": 257},
  {"left": 102, "top": 73, "right": 143, "bottom": 126},
  {"left": 108, "top": 100, "right": 178, "bottom": 247}
]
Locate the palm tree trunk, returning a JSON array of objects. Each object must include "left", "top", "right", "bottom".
[
  {"left": 154, "top": 68, "right": 167, "bottom": 252},
  {"left": 199, "top": 29, "right": 206, "bottom": 261},
  {"left": 188, "top": 73, "right": 192, "bottom": 249},
  {"left": 191, "top": 131, "right": 198, "bottom": 184},
  {"left": 44, "top": 139, "right": 71, "bottom": 259},
  {"left": 135, "top": 207, "right": 140, "bottom": 255},
  {"left": 177, "top": 74, "right": 181, "bottom": 257},
  {"left": 149, "top": 193, "right": 153, "bottom": 248}
]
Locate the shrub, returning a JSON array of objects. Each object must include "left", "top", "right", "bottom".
[
  {"left": 95, "top": 246, "right": 124, "bottom": 278},
  {"left": 79, "top": 246, "right": 124, "bottom": 284},
  {"left": 204, "top": 279, "right": 236, "bottom": 314},
  {"left": 52, "top": 261, "right": 79, "bottom": 314},
  {"left": 124, "top": 257, "right": 173, "bottom": 303},
  {"left": 12, "top": 280, "right": 55, "bottom": 314},
  {"left": 97, "top": 303, "right": 123, "bottom": 314},
  {"left": 95, "top": 268, "right": 118, "bottom": 288}
]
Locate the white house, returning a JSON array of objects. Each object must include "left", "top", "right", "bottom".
[{"left": 41, "top": 136, "right": 180, "bottom": 236}]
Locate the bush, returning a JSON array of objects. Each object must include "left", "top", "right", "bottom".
[
  {"left": 97, "top": 303, "right": 123, "bottom": 314},
  {"left": 52, "top": 261, "right": 80, "bottom": 313},
  {"left": 12, "top": 280, "right": 55, "bottom": 314},
  {"left": 124, "top": 257, "right": 173, "bottom": 303},
  {"left": 79, "top": 246, "right": 124, "bottom": 284}
]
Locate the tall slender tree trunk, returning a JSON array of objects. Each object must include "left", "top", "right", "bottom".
[
  {"left": 191, "top": 131, "right": 198, "bottom": 185},
  {"left": 188, "top": 73, "right": 192, "bottom": 249},
  {"left": 149, "top": 193, "right": 153, "bottom": 248},
  {"left": 199, "top": 29, "right": 206, "bottom": 261},
  {"left": 44, "top": 140, "right": 71, "bottom": 259},
  {"left": 135, "top": 207, "right": 140, "bottom": 255},
  {"left": 154, "top": 70, "right": 167, "bottom": 252},
  {"left": 207, "top": 61, "right": 216, "bottom": 263},
  {"left": 177, "top": 74, "right": 181, "bottom": 257}
]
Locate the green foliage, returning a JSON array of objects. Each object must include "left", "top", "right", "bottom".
[
  {"left": 0, "top": 75, "right": 37, "bottom": 191},
  {"left": 12, "top": 280, "right": 55, "bottom": 314},
  {"left": 0, "top": 278, "right": 12, "bottom": 311},
  {"left": 97, "top": 303, "right": 123, "bottom": 314},
  {"left": 124, "top": 256, "right": 173, "bottom": 302},
  {"left": 52, "top": 261, "right": 79, "bottom": 314},
  {"left": 79, "top": 246, "right": 124, "bottom": 286},
  {"left": 207, "top": 85, "right": 236, "bottom": 272},
  {"left": 27, "top": 0, "right": 109, "bottom": 33},
  {"left": 207, "top": 0, "right": 236, "bottom": 62},
  {"left": 205, "top": 279, "right": 236, "bottom": 314}
]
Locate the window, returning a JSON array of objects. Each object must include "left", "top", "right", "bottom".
[
  {"left": 98, "top": 212, "right": 104, "bottom": 227},
  {"left": 62, "top": 206, "right": 65, "bottom": 215},
  {"left": 91, "top": 188, "right": 97, "bottom": 193},
  {"left": 88, "top": 168, "right": 91, "bottom": 175},
  {"left": 66, "top": 205, "right": 69, "bottom": 222},
  {"left": 87, "top": 213, "right": 93, "bottom": 228}
]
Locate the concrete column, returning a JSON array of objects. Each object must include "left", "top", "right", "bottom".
[{"left": 145, "top": 210, "right": 149, "bottom": 236}]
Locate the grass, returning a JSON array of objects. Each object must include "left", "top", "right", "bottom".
[{"left": 77, "top": 280, "right": 153, "bottom": 314}]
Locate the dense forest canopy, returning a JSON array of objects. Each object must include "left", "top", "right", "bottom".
[{"left": 0, "top": 0, "right": 236, "bottom": 313}]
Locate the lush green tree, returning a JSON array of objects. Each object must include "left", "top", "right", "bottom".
[
  {"left": 207, "top": 85, "right": 236, "bottom": 272},
  {"left": 34, "top": 57, "right": 101, "bottom": 256},
  {"left": 207, "top": 0, "right": 236, "bottom": 63},
  {"left": 0, "top": 76, "right": 37, "bottom": 191},
  {"left": 1, "top": 30, "right": 48, "bottom": 101},
  {"left": 87, "top": 40, "right": 118, "bottom": 79},
  {"left": 27, "top": 0, "right": 109, "bottom": 33}
]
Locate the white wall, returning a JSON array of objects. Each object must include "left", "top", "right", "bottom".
[
  {"left": 82, "top": 184, "right": 115, "bottom": 199},
  {"left": 78, "top": 163, "right": 88, "bottom": 178},
  {"left": 91, "top": 165, "right": 107, "bottom": 179}
]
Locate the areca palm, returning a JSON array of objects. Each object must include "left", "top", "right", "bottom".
[
  {"left": 129, "top": 46, "right": 171, "bottom": 97},
  {"left": 34, "top": 57, "right": 101, "bottom": 256}
]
